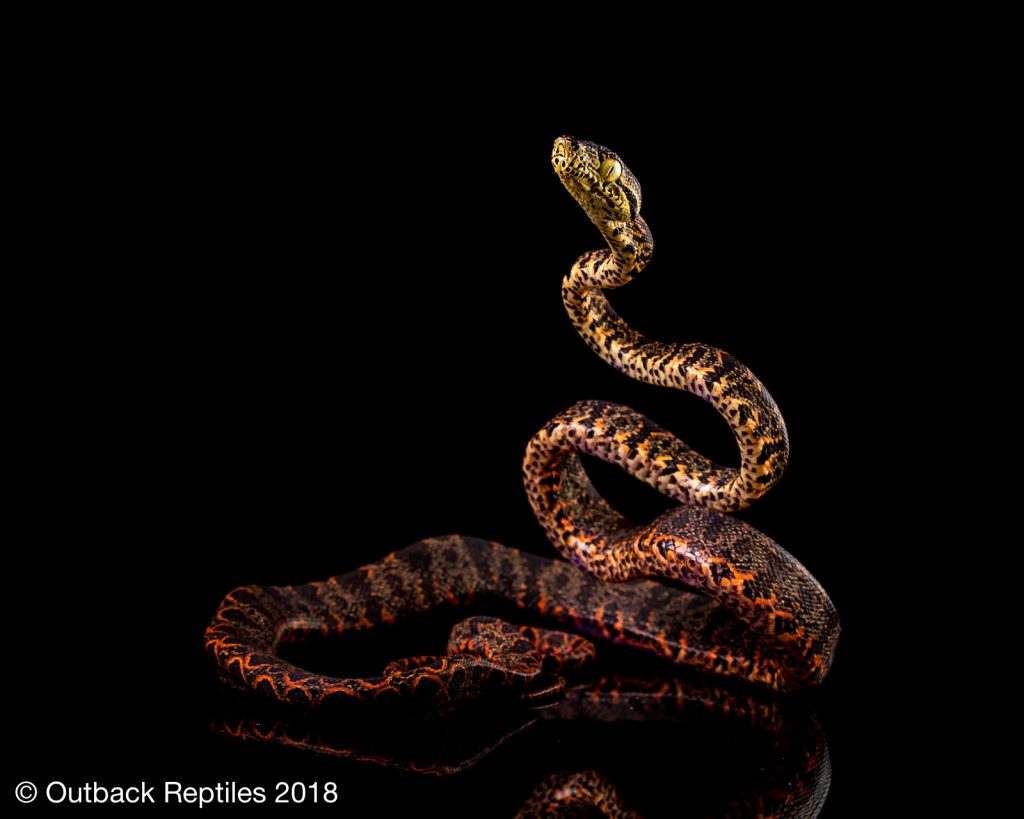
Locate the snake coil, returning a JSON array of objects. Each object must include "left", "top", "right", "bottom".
[{"left": 204, "top": 137, "right": 839, "bottom": 706}]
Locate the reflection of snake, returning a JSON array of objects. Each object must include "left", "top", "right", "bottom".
[
  {"left": 204, "top": 137, "right": 838, "bottom": 702},
  {"left": 213, "top": 677, "right": 830, "bottom": 818},
  {"left": 516, "top": 771, "right": 640, "bottom": 819}
]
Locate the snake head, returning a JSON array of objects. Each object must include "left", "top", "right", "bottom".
[{"left": 552, "top": 136, "right": 642, "bottom": 225}]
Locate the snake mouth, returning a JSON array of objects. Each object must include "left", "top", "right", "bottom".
[
  {"left": 552, "top": 138, "right": 606, "bottom": 192},
  {"left": 552, "top": 139, "right": 598, "bottom": 186}
]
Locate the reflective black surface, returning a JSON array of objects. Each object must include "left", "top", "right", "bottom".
[
  {"left": 13, "top": 105, "right": 896, "bottom": 815},
  {"left": 212, "top": 630, "right": 831, "bottom": 817}
]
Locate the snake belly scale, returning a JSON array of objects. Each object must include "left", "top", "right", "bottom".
[{"left": 205, "top": 136, "right": 839, "bottom": 704}]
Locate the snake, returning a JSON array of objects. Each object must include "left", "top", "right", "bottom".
[{"left": 204, "top": 136, "right": 839, "bottom": 705}]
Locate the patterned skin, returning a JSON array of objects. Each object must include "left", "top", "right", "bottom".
[
  {"left": 523, "top": 137, "right": 837, "bottom": 690},
  {"left": 205, "top": 138, "right": 838, "bottom": 706},
  {"left": 537, "top": 135, "right": 788, "bottom": 512},
  {"left": 206, "top": 537, "right": 767, "bottom": 706}
]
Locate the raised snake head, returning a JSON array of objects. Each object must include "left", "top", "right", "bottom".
[{"left": 551, "top": 136, "right": 642, "bottom": 225}]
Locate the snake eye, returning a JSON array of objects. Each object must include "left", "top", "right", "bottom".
[{"left": 599, "top": 158, "right": 622, "bottom": 183}]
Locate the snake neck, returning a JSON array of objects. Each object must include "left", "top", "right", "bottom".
[
  {"left": 556, "top": 202, "right": 790, "bottom": 512},
  {"left": 568, "top": 216, "right": 653, "bottom": 293},
  {"left": 561, "top": 215, "right": 654, "bottom": 385}
]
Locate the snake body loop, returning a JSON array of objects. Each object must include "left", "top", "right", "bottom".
[
  {"left": 205, "top": 137, "right": 838, "bottom": 706},
  {"left": 523, "top": 136, "right": 836, "bottom": 691},
  {"left": 546, "top": 135, "right": 789, "bottom": 511}
]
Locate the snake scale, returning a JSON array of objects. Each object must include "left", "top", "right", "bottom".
[{"left": 205, "top": 136, "right": 839, "bottom": 705}]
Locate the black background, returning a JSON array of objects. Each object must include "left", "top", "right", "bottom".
[{"left": 11, "top": 82, "right": 920, "bottom": 816}]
